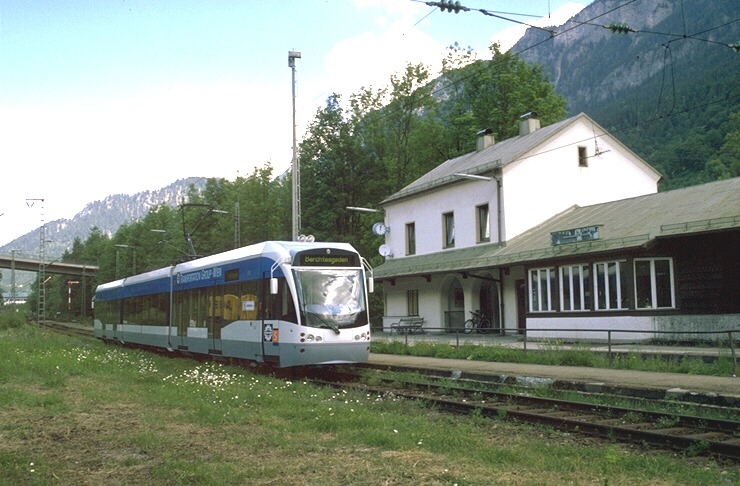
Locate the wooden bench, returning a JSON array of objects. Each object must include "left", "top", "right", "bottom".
[{"left": 389, "top": 316, "right": 425, "bottom": 334}]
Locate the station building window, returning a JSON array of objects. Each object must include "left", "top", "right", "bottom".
[
  {"left": 593, "top": 260, "right": 629, "bottom": 310},
  {"left": 443, "top": 212, "right": 455, "bottom": 248},
  {"left": 477, "top": 204, "right": 490, "bottom": 243},
  {"left": 560, "top": 264, "right": 590, "bottom": 311},
  {"left": 531, "top": 257, "right": 675, "bottom": 315},
  {"left": 406, "top": 290, "right": 419, "bottom": 316},
  {"left": 406, "top": 222, "right": 416, "bottom": 255},
  {"left": 634, "top": 258, "right": 675, "bottom": 309},
  {"left": 529, "top": 267, "right": 555, "bottom": 312}
]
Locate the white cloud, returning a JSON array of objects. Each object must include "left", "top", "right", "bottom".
[
  {"left": 0, "top": 80, "right": 295, "bottom": 245},
  {"left": 322, "top": 26, "right": 443, "bottom": 98}
]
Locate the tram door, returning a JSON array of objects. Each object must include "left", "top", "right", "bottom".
[
  {"left": 261, "top": 275, "right": 280, "bottom": 364},
  {"left": 173, "top": 291, "right": 187, "bottom": 349},
  {"left": 207, "top": 287, "right": 222, "bottom": 354}
]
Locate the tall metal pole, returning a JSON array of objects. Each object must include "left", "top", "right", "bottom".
[
  {"left": 115, "top": 244, "right": 137, "bottom": 276},
  {"left": 10, "top": 249, "right": 20, "bottom": 300},
  {"left": 234, "top": 201, "right": 241, "bottom": 249},
  {"left": 289, "top": 50, "right": 302, "bottom": 241},
  {"left": 26, "top": 198, "right": 45, "bottom": 326}
]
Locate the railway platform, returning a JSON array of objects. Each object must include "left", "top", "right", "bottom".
[{"left": 369, "top": 332, "right": 740, "bottom": 406}]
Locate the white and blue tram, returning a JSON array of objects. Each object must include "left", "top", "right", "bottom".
[{"left": 93, "top": 241, "right": 373, "bottom": 367}]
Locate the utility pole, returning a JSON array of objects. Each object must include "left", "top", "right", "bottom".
[
  {"left": 289, "top": 50, "right": 302, "bottom": 241},
  {"left": 26, "top": 198, "right": 45, "bottom": 326},
  {"left": 10, "top": 249, "right": 20, "bottom": 301},
  {"left": 115, "top": 244, "right": 137, "bottom": 278},
  {"left": 233, "top": 200, "right": 240, "bottom": 249}
]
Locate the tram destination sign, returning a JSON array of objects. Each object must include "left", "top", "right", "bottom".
[
  {"left": 551, "top": 225, "right": 600, "bottom": 246},
  {"left": 295, "top": 249, "right": 360, "bottom": 267}
]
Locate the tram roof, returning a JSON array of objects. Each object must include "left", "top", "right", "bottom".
[{"left": 95, "top": 240, "right": 360, "bottom": 292}]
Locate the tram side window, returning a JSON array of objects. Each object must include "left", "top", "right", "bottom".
[
  {"left": 124, "top": 295, "right": 149, "bottom": 325},
  {"left": 123, "top": 298, "right": 132, "bottom": 324},
  {"left": 145, "top": 294, "right": 158, "bottom": 324},
  {"left": 153, "top": 293, "right": 168, "bottom": 325},
  {"left": 141, "top": 295, "right": 150, "bottom": 323},
  {"left": 269, "top": 278, "right": 297, "bottom": 323},
  {"left": 97, "top": 299, "right": 121, "bottom": 324},
  {"left": 222, "top": 283, "right": 241, "bottom": 325},
  {"left": 240, "top": 280, "right": 260, "bottom": 320},
  {"left": 181, "top": 289, "right": 208, "bottom": 327}
]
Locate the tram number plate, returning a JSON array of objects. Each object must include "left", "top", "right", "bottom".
[{"left": 263, "top": 324, "right": 278, "bottom": 343}]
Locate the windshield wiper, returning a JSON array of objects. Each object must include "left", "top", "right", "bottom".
[{"left": 310, "top": 312, "right": 340, "bottom": 335}]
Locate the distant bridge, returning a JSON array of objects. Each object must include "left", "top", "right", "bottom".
[{"left": 0, "top": 255, "right": 97, "bottom": 278}]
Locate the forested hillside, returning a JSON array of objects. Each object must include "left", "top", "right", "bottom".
[{"left": 512, "top": 0, "right": 740, "bottom": 189}]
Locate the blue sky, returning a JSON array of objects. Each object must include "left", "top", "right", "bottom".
[{"left": 0, "top": 0, "right": 588, "bottom": 247}]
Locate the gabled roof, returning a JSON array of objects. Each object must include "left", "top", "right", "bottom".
[
  {"left": 374, "top": 177, "right": 740, "bottom": 279},
  {"left": 382, "top": 112, "right": 657, "bottom": 205}
]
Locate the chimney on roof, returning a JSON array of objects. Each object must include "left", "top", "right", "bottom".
[
  {"left": 519, "top": 112, "right": 540, "bottom": 136},
  {"left": 476, "top": 128, "right": 494, "bottom": 151}
]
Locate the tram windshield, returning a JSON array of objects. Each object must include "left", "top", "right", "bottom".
[{"left": 293, "top": 268, "right": 367, "bottom": 331}]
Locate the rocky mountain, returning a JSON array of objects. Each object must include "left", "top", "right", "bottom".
[
  {"left": 511, "top": 0, "right": 739, "bottom": 188},
  {"left": 514, "top": 0, "right": 738, "bottom": 113},
  {"left": 0, "top": 177, "right": 207, "bottom": 260}
]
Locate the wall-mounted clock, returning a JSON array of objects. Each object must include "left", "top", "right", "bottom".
[{"left": 372, "top": 222, "right": 389, "bottom": 236}]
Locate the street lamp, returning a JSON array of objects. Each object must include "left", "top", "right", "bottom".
[
  {"left": 115, "top": 244, "right": 137, "bottom": 278},
  {"left": 289, "top": 50, "right": 302, "bottom": 241},
  {"left": 345, "top": 206, "right": 383, "bottom": 213},
  {"left": 452, "top": 173, "right": 493, "bottom": 181},
  {"left": 346, "top": 206, "right": 389, "bottom": 237}
]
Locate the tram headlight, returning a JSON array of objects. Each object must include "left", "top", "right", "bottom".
[{"left": 305, "top": 335, "right": 314, "bottom": 342}]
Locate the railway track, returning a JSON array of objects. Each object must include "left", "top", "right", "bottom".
[
  {"left": 39, "top": 321, "right": 94, "bottom": 339},
  {"left": 43, "top": 321, "right": 740, "bottom": 460},
  {"left": 307, "top": 368, "right": 740, "bottom": 461}
]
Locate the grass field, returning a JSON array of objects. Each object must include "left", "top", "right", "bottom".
[{"left": 0, "top": 324, "right": 737, "bottom": 485}]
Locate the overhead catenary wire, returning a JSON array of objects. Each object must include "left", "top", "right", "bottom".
[
  {"left": 415, "top": 0, "right": 557, "bottom": 35},
  {"left": 345, "top": 0, "right": 737, "bottom": 160},
  {"left": 416, "top": 0, "right": 739, "bottom": 88},
  {"left": 358, "top": 0, "right": 642, "bottom": 131}
]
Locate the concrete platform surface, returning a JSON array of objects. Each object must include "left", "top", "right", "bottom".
[{"left": 368, "top": 353, "right": 740, "bottom": 403}]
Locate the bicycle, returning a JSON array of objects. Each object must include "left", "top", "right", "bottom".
[{"left": 463, "top": 310, "right": 490, "bottom": 334}]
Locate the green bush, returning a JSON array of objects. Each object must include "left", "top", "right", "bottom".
[{"left": 0, "top": 310, "right": 26, "bottom": 330}]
